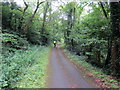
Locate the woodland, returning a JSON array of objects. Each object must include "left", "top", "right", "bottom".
[{"left": 1, "top": 0, "right": 120, "bottom": 88}]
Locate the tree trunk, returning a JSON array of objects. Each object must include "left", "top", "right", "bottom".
[
  {"left": 105, "top": 38, "right": 112, "bottom": 67},
  {"left": 19, "top": 0, "right": 28, "bottom": 35},
  {"left": 66, "top": 8, "right": 73, "bottom": 49},
  {"left": 22, "top": 1, "right": 44, "bottom": 35},
  {"left": 111, "top": 37, "right": 119, "bottom": 75},
  {"left": 99, "top": 1, "right": 108, "bottom": 19},
  {"left": 110, "top": 1, "right": 120, "bottom": 76},
  {"left": 95, "top": 50, "right": 101, "bottom": 66},
  {"left": 70, "top": 7, "right": 76, "bottom": 51},
  {"left": 71, "top": 38, "right": 74, "bottom": 51},
  {"left": 41, "top": 1, "right": 49, "bottom": 45}
]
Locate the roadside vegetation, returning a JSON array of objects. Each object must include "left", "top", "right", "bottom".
[
  {"left": 14, "top": 46, "right": 49, "bottom": 88},
  {"left": 1, "top": 1, "right": 52, "bottom": 88},
  {"left": 1, "top": 45, "right": 50, "bottom": 88},
  {"left": 64, "top": 49, "right": 120, "bottom": 88}
]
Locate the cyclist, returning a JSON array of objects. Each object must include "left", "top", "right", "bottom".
[{"left": 53, "top": 41, "right": 56, "bottom": 47}]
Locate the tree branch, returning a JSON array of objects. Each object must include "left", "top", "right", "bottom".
[
  {"left": 23, "top": 0, "right": 28, "bottom": 15},
  {"left": 99, "top": 1, "right": 108, "bottom": 19},
  {"left": 32, "top": 1, "right": 45, "bottom": 18}
]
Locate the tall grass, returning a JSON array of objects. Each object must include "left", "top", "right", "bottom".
[{"left": 1, "top": 45, "right": 50, "bottom": 88}]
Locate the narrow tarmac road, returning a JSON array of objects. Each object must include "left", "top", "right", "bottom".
[{"left": 47, "top": 47, "right": 97, "bottom": 88}]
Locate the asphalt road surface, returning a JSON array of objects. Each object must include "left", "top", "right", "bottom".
[{"left": 47, "top": 47, "right": 97, "bottom": 88}]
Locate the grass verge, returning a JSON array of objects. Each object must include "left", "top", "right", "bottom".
[
  {"left": 13, "top": 46, "right": 50, "bottom": 88},
  {"left": 1, "top": 45, "right": 50, "bottom": 88},
  {"left": 64, "top": 49, "right": 120, "bottom": 88}
]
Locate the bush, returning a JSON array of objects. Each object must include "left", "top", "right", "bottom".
[
  {"left": 2, "top": 32, "right": 29, "bottom": 53},
  {"left": 1, "top": 45, "right": 47, "bottom": 88}
]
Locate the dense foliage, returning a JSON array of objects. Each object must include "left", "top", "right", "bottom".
[
  {"left": 1, "top": 1, "right": 51, "bottom": 88},
  {"left": 1, "top": 45, "right": 49, "bottom": 88},
  {"left": 60, "top": 1, "right": 120, "bottom": 78}
]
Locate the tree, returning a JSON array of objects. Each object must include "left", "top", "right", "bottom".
[
  {"left": 22, "top": 0, "right": 44, "bottom": 35},
  {"left": 41, "top": 1, "right": 49, "bottom": 45},
  {"left": 110, "top": 1, "right": 120, "bottom": 76}
]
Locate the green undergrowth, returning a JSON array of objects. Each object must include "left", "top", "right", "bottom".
[
  {"left": 14, "top": 46, "right": 50, "bottom": 88},
  {"left": 64, "top": 49, "right": 120, "bottom": 88},
  {"left": 1, "top": 45, "right": 50, "bottom": 88}
]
